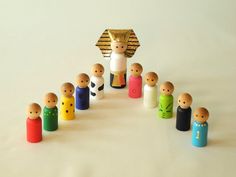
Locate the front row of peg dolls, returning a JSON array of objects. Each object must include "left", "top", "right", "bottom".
[{"left": 26, "top": 63, "right": 209, "bottom": 147}]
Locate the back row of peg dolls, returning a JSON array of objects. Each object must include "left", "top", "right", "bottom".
[{"left": 26, "top": 62, "right": 209, "bottom": 148}]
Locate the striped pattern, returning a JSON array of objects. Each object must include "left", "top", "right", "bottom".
[{"left": 96, "top": 29, "right": 140, "bottom": 59}]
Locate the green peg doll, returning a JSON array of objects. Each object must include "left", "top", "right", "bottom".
[
  {"left": 158, "top": 81, "right": 175, "bottom": 119},
  {"left": 43, "top": 92, "right": 58, "bottom": 131}
]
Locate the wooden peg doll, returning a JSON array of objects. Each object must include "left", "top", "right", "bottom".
[
  {"left": 26, "top": 103, "right": 42, "bottom": 143},
  {"left": 128, "top": 63, "right": 143, "bottom": 98},
  {"left": 90, "top": 63, "right": 105, "bottom": 100},
  {"left": 143, "top": 72, "right": 158, "bottom": 108},
  {"left": 43, "top": 92, "right": 58, "bottom": 131},
  {"left": 75, "top": 73, "right": 90, "bottom": 110},
  {"left": 96, "top": 29, "right": 140, "bottom": 89},
  {"left": 60, "top": 82, "right": 75, "bottom": 120},
  {"left": 176, "top": 93, "right": 192, "bottom": 131},
  {"left": 192, "top": 107, "right": 209, "bottom": 147},
  {"left": 158, "top": 81, "right": 174, "bottom": 119}
]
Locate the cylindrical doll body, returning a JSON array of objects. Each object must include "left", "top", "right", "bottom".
[
  {"left": 176, "top": 93, "right": 193, "bottom": 131},
  {"left": 129, "top": 76, "right": 142, "bottom": 98},
  {"left": 110, "top": 52, "right": 127, "bottom": 88},
  {"left": 43, "top": 92, "right": 58, "bottom": 131},
  {"left": 60, "top": 95, "right": 75, "bottom": 120},
  {"left": 43, "top": 106, "right": 58, "bottom": 131},
  {"left": 76, "top": 87, "right": 90, "bottom": 110},
  {"left": 192, "top": 107, "right": 209, "bottom": 147},
  {"left": 158, "top": 95, "right": 173, "bottom": 118},
  {"left": 143, "top": 72, "right": 158, "bottom": 108},
  {"left": 158, "top": 81, "right": 174, "bottom": 119},
  {"left": 90, "top": 75, "right": 104, "bottom": 100},
  {"left": 192, "top": 121, "right": 208, "bottom": 147},
  {"left": 26, "top": 103, "right": 42, "bottom": 143},
  {"left": 176, "top": 106, "right": 192, "bottom": 131},
  {"left": 75, "top": 73, "right": 90, "bottom": 110},
  {"left": 60, "top": 82, "right": 75, "bottom": 120},
  {"left": 143, "top": 85, "right": 157, "bottom": 108}
]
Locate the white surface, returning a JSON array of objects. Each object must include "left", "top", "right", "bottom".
[
  {"left": 110, "top": 52, "right": 127, "bottom": 72},
  {"left": 0, "top": 0, "right": 236, "bottom": 177}
]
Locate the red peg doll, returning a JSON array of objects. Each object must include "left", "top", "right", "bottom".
[
  {"left": 26, "top": 103, "right": 42, "bottom": 143},
  {"left": 128, "top": 63, "right": 143, "bottom": 98}
]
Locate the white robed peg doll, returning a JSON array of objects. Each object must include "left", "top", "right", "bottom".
[
  {"left": 143, "top": 72, "right": 159, "bottom": 108},
  {"left": 90, "top": 63, "right": 105, "bottom": 100},
  {"left": 96, "top": 29, "right": 140, "bottom": 89}
]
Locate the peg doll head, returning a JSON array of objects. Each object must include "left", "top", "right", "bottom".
[
  {"left": 76, "top": 73, "right": 90, "bottom": 88},
  {"left": 130, "top": 63, "right": 143, "bottom": 77},
  {"left": 144, "top": 72, "right": 158, "bottom": 87},
  {"left": 194, "top": 107, "right": 209, "bottom": 124},
  {"left": 61, "top": 82, "right": 74, "bottom": 97},
  {"left": 91, "top": 63, "right": 104, "bottom": 77},
  {"left": 44, "top": 92, "right": 58, "bottom": 109},
  {"left": 27, "top": 103, "right": 41, "bottom": 119},
  {"left": 96, "top": 29, "right": 140, "bottom": 58},
  {"left": 160, "top": 81, "right": 174, "bottom": 96},
  {"left": 178, "top": 93, "right": 192, "bottom": 109}
]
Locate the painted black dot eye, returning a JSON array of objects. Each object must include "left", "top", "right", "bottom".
[
  {"left": 81, "top": 80, "right": 84, "bottom": 83},
  {"left": 147, "top": 79, "right": 149, "bottom": 81},
  {"left": 151, "top": 79, "right": 154, "bottom": 81},
  {"left": 86, "top": 80, "right": 89, "bottom": 82},
  {"left": 48, "top": 100, "right": 50, "bottom": 103},
  {"left": 53, "top": 100, "right": 56, "bottom": 102},
  {"left": 201, "top": 116, "right": 204, "bottom": 118},
  {"left": 131, "top": 69, "right": 133, "bottom": 72},
  {"left": 116, "top": 46, "right": 118, "bottom": 48},
  {"left": 163, "top": 89, "right": 165, "bottom": 91},
  {"left": 64, "top": 90, "right": 66, "bottom": 92},
  {"left": 70, "top": 90, "right": 72, "bottom": 92},
  {"left": 121, "top": 46, "right": 124, "bottom": 48},
  {"left": 183, "top": 101, "right": 185, "bottom": 104},
  {"left": 70, "top": 104, "right": 73, "bottom": 106},
  {"left": 178, "top": 100, "right": 181, "bottom": 102},
  {"left": 95, "top": 70, "right": 97, "bottom": 73},
  {"left": 36, "top": 111, "right": 38, "bottom": 114},
  {"left": 136, "top": 70, "right": 138, "bottom": 72},
  {"left": 30, "top": 112, "right": 32, "bottom": 114},
  {"left": 196, "top": 114, "right": 198, "bottom": 117},
  {"left": 167, "top": 90, "right": 169, "bottom": 92},
  {"left": 100, "top": 70, "right": 102, "bottom": 72}
]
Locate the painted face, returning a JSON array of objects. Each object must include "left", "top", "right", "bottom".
[
  {"left": 130, "top": 63, "right": 143, "bottom": 77},
  {"left": 145, "top": 72, "right": 158, "bottom": 87},
  {"left": 160, "top": 82, "right": 174, "bottom": 96},
  {"left": 76, "top": 73, "right": 90, "bottom": 88},
  {"left": 27, "top": 103, "right": 41, "bottom": 119},
  {"left": 61, "top": 82, "right": 75, "bottom": 97},
  {"left": 91, "top": 64, "right": 104, "bottom": 77},
  {"left": 178, "top": 93, "right": 192, "bottom": 109},
  {"left": 194, "top": 107, "right": 209, "bottom": 123},
  {"left": 44, "top": 93, "right": 58, "bottom": 108},
  {"left": 111, "top": 41, "right": 127, "bottom": 53}
]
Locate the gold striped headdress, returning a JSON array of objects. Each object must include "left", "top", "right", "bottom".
[{"left": 96, "top": 29, "right": 140, "bottom": 59}]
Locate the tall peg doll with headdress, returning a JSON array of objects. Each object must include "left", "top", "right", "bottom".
[{"left": 96, "top": 29, "right": 140, "bottom": 89}]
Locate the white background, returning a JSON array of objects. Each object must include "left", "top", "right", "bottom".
[{"left": 0, "top": 0, "right": 236, "bottom": 177}]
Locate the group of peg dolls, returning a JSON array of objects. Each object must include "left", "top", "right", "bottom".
[{"left": 26, "top": 29, "right": 209, "bottom": 148}]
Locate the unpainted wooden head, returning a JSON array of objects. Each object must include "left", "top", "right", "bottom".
[
  {"left": 91, "top": 63, "right": 104, "bottom": 77},
  {"left": 144, "top": 72, "right": 158, "bottom": 87},
  {"left": 194, "top": 107, "right": 209, "bottom": 123},
  {"left": 130, "top": 63, "right": 143, "bottom": 77},
  {"left": 111, "top": 41, "right": 127, "bottom": 53},
  {"left": 26, "top": 103, "right": 41, "bottom": 119},
  {"left": 76, "top": 73, "right": 90, "bottom": 88},
  {"left": 44, "top": 92, "right": 58, "bottom": 108},
  {"left": 61, "top": 82, "right": 75, "bottom": 97},
  {"left": 160, "top": 81, "right": 174, "bottom": 95},
  {"left": 178, "top": 93, "right": 192, "bottom": 109}
]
